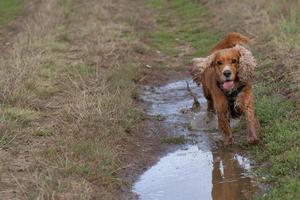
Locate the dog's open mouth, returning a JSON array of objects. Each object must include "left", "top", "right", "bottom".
[{"left": 222, "top": 80, "right": 235, "bottom": 91}]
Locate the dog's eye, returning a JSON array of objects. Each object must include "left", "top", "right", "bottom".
[
  {"left": 232, "top": 59, "right": 237, "bottom": 64},
  {"left": 217, "top": 61, "right": 222, "bottom": 65}
]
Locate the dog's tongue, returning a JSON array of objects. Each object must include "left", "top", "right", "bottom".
[{"left": 223, "top": 81, "right": 234, "bottom": 91}]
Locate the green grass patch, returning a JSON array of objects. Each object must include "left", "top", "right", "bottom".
[
  {"left": 0, "top": 0, "right": 26, "bottom": 26},
  {"left": 0, "top": 106, "right": 39, "bottom": 147},
  {"left": 50, "top": 40, "right": 69, "bottom": 52},
  {"left": 147, "top": 0, "right": 222, "bottom": 57},
  {"left": 2, "top": 106, "right": 39, "bottom": 125},
  {"left": 33, "top": 129, "right": 53, "bottom": 137},
  {"left": 58, "top": 0, "right": 72, "bottom": 17},
  {"left": 151, "top": 31, "right": 180, "bottom": 55},
  {"left": 161, "top": 135, "right": 185, "bottom": 144},
  {"left": 253, "top": 81, "right": 300, "bottom": 198},
  {"left": 56, "top": 25, "right": 70, "bottom": 43},
  {"left": 0, "top": 134, "right": 13, "bottom": 147},
  {"left": 65, "top": 64, "right": 96, "bottom": 77},
  {"left": 40, "top": 64, "right": 56, "bottom": 80},
  {"left": 105, "top": 63, "right": 142, "bottom": 132},
  {"left": 276, "top": 5, "right": 300, "bottom": 48},
  {"left": 69, "top": 138, "right": 120, "bottom": 181},
  {"left": 256, "top": 178, "right": 300, "bottom": 200}
]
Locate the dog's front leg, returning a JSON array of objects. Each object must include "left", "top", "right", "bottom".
[
  {"left": 213, "top": 93, "right": 232, "bottom": 144},
  {"left": 217, "top": 106, "right": 232, "bottom": 144},
  {"left": 236, "top": 87, "right": 259, "bottom": 143}
]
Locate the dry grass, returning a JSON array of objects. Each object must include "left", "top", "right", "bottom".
[{"left": 0, "top": 0, "right": 144, "bottom": 199}]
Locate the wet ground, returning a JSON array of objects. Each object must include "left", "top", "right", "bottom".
[{"left": 133, "top": 79, "right": 260, "bottom": 200}]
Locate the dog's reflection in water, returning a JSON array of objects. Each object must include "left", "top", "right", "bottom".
[{"left": 211, "top": 150, "right": 257, "bottom": 200}]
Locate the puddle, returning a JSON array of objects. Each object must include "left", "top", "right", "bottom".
[{"left": 133, "top": 79, "right": 259, "bottom": 200}]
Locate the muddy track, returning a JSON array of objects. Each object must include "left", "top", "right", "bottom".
[{"left": 131, "top": 76, "right": 261, "bottom": 200}]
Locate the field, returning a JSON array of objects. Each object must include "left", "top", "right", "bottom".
[{"left": 0, "top": 0, "right": 299, "bottom": 199}]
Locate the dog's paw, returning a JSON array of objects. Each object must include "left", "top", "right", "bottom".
[
  {"left": 225, "top": 137, "right": 234, "bottom": 145},
  {"left": 247, "top": 135, "right": 259, "bottom": 144}
]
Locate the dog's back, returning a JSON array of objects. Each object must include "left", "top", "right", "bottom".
[{"left": 210, "top": 32, "right": 250, "bottom": 53}]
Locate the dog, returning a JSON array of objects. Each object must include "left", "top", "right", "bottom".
[{"left": 191, "top": 32, "right": 259, "bottom": 144}]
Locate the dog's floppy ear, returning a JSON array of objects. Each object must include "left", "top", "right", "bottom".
[
  {"left": 191, "top": 55, "right": 215, "bottom": 85},
  {"left": 234, "top": 45, "right": 257, "bottom": 82}
]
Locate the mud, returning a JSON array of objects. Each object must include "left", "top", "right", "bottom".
[{"left": 133, "top": 79, "right": 260, "bottom": 200}]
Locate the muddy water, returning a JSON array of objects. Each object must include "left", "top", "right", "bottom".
[{"left": 133, "top": 79, "right": 259, "bottom": 200}]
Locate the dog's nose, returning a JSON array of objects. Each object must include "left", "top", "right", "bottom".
[{"left": 223, "top": 70, "right": 232, "bottom": 78}]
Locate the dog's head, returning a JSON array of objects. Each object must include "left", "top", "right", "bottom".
[
  {"left": 212, "top": 48, "right": 240, "bottom": 91},
  {"left": 191, "top": 45, "right": 257, "bottom": 89},
  {"left": 192, "top": 45, "right": 257, "bottom": 91}
]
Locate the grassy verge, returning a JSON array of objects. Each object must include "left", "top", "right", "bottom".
[
  {"left": 0, "top": 0, "right": 143, "bottom": 198},
  {"left": 147, "top": 0, "right": 300, "bottom": 199},
  {"left": 28, "top": 1, "right": 143, "bottom": 198},
  {"left": 0, "top": 0, "right": 26, "bottom": 26},
  {"left": 252, "top": 68, "right": 300, "bottom": 200}
]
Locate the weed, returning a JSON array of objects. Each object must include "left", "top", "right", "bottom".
[
  {"left": 155, "top": 114, "right": 166, "bottom": 121},
  {"left": 0, "top": 132, "right": 16, "bottom": 148},
  {"left": 161, "top": 135, "right": 185, "bottom": 144},
  {"left": 33, "top": 129, "right": 52, "bottom": 137},
  {"left": 3, "top": 106, "right": 39, "bottom": 126}
]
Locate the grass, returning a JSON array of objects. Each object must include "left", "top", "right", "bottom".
[
  {"left": 0, "top": 0, "right": 26, "bottom": 26},
  {"left": 161, "top": 135, "right": 185, "bottom": 144},
  {"left": 33, "top": 1, "right": 142, "bottom": 197},
  {"left": 3, "top": 106, "right": 39, "bottom": 125},
  {"left": 146, "top": 0, "right": 221, "bottom": 58},
  {"left": 0, "top": 106, "right": 39, "bottom": 147},
  {"left": 0, "top": 0, "right": 144, "bottom": 198},
  {"left": 256, "top": 178, "right": 300, "bottom": 200},
  {"left": 58, "top": 0, "right": 72, "bottom": 17},
  {"left": 252, "top": 80, "right": 300, "bottom": 199},
  {"left": 33, "top": 129, "right": 52, "bottom": 137},
  {"left": 264, "top": 1, "right": 300, "bottom": 48}
]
